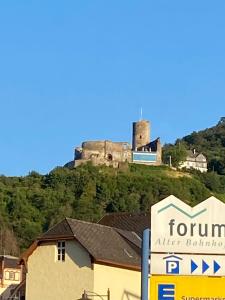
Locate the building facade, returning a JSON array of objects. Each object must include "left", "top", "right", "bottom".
[
  {"left": 0, "top": 255, "right": 23, "bottom": 300},
  {"left": 179, "top": 149, "right": 207, "bottom": 173},
  {"left": 21, "top": 218, "right": 141, "bottom": 300}
]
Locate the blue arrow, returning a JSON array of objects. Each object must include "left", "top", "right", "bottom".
[
  {"left": 191, "top": 260, "right": 198, "bottom": 273},
  {"left": 214, "top": 260, "right": 221, "bottom": 274},
  {"left": 202, "top": 260, "right": 209, "bottom": 273}
]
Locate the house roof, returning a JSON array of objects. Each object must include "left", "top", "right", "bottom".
[
  {"left": 98, "top": 212, "right": 151, "bottom": 237},
  {"left": 186, "top": 150, "right": 206, "bottom": 160},
  {"left": 0, "top": 255, "right": 20, "bottom": 269},
  {"left": 22, "top": 218, "right": 142, "bottom": 270}
]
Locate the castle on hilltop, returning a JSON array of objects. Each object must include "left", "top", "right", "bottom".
[{"left": 65, "top": 119, "right": 162, "bottom": 168}]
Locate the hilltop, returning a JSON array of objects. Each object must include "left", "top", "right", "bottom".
[
  {"left": 1, "top": 119, "right": 225, "bottom": 254},
  {"left": 1, "top": 162, "right": 225, "bottom": 254}
]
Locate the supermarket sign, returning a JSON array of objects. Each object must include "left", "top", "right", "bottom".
[{"left": 150, "top": 275, "right": 225, "bottom": 300}]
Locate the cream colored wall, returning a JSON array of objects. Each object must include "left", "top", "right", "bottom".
[
  {"left": 26, "top": 240, "right": 94, "bottom": 300},
  {"left": 93, "top": 263, "right": 141, "bottom": 300}
]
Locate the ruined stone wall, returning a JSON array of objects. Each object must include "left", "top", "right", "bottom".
[
  {"left": 75, "top": 141, "right": 132, "bottom": 167},
  {"left": 156, "top": 140, "right": 162, "bottom": 164}
]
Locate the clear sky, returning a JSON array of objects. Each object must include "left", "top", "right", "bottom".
[{"left": 0, "top": 1, "right": 225, "bottom": 176}]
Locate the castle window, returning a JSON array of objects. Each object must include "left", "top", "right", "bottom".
[
  {"left": 140, "top": 135, "right": 142, "bottom": 139},
  {"left": 57, "top": 241, "right": 66, "bottom": 261}
]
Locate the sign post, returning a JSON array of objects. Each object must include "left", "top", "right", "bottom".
[{"left": 141, "top": 228, "right": 150, "bottom": 300}]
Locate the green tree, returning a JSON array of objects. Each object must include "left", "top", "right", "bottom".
[{"left": 163, "top": 143, "right": 187, "bottom": 167}]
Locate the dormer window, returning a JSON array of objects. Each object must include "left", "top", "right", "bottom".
[{"left": 57, "top": 241, "right": 65, "bottom": 261}]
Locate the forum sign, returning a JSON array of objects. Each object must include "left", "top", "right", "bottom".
[{"left": 151, "top": 195, "right": 225, "bottom": 254}]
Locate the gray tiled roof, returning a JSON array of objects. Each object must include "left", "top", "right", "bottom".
[
  {"left": 39, "top": 218, "right": 141, "bottom": 269},
  {"left": 186, "top": 150, "right": 200, "bottom": 158},
  {"left": 41, "top": 218, "right": 74, "bottom": 238},
  {"left": 98, "top": 212, "right": 151, "bottom": 237}
]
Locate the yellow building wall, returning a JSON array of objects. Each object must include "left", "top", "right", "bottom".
[
  {"left": 26, "top": 240, "right": 94, "bottom": 300},
  {"left": 93, "top": 263, "right": 141, "bottom": 300}
]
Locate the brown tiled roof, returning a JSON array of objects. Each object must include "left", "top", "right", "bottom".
[
  {"left": 98, "top": 212, "right": 151, "bottom": 237},
  {"left": 40, "top": 218, "right": 74, "bottom": 239},
  {"left": 38, "top": 218, "right": 141, "bottom": 270},
  {"left": 0, "top": 255, "right": 20, "bottom": 269}
]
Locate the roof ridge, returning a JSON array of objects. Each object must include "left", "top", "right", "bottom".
[
  {"left": 65, "top": 217, "right": 76, "bottom": 237},
  {"left": 66, "top": 217, "right": 126, "bottom": 231},
  {"left": 65, "top": 218, "right": 131, "bottom": 261},
  {"left": 115, "top": 228, "right": 142, "bottom": 248},
  {"left": 98, "top": 212, "right": 149, "bottom": 217},
  {"left": 65, "top": 218, "right": 96, "bottom": 258},
  {"left": 66, "top": 217, "right": 141, "bottom": 248},
  {"left": 38, "top": 218, "right": 74, "bottom": 239}
]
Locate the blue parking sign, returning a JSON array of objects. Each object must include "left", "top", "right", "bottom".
[{"left": 166, "top": 260, "right": 179, "bottom": 274}]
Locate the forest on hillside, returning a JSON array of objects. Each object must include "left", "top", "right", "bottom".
[
  {"left": 1, "top": 163, "right": 225, "bottom": 255},
  {"left": 1, "top": 118, "right": 225, "bottom": 255}
]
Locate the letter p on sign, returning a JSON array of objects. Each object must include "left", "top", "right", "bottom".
[{"left": 166, "top": 260, "right": 179, "bottom": 274}]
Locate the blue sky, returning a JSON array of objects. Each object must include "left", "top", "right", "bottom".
[{"left": 0, "top": 1, "right": 225, "bottom": 176}]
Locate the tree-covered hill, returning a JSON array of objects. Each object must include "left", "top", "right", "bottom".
[
  {"left": 1, "top": 163, "right": 225, "bottom": 254},
  {"left": 163, "top": 118, "right": 225, "bottom": 174}
]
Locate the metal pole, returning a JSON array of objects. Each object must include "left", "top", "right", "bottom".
[
  {"left": 141, "top": 228, "right": 150, "bottom": 300},
  {"left": 169, "top": 155, "right": 172, "bottom": 168},
  {"left": 82, "top": 290, "right": 88, "bottom": 299},
  {"left": 107, "top": 288, "right": 110, "bottom": 300}
]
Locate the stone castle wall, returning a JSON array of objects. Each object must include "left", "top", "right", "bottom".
[
  {"left": 75, "top": 141, "right": 132, "bottom": 167},
  {"left": 66, "top": 119, "right": 162, "bottom": 168}
]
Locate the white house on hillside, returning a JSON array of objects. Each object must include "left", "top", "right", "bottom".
[{"left": 179, "top": 149, "right": 207, "bottom": 173}]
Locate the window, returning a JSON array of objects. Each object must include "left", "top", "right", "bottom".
[
  {"left": 5, "top": 271, "right": 15, "bottom": 280},
  {"left": 57, "top": 241, "right": 66, "bottom": 261},
  {"left": 15, "top": 272, "right": 20, "bottom": 281},
  {"left": 9, "top": 271, "right": 15, "bottom": 280},
  {"left": 5, "top": 271, "right": 9, "bottom": 280}
]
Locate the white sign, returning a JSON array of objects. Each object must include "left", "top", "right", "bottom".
[
  {"left": 151, "top": 195, "right": 225, "bottom": 254},
  {"left": 151, "top": 253, "right": 225, "bottom": 276}
]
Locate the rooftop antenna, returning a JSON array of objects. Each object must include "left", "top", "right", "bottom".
[{"left": 140, "top": 107, "right": 143, "bottom": 121}]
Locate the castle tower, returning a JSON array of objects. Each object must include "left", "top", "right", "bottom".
[{"left": 132, "top": 120, "right": 150, "bottom": 150}]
